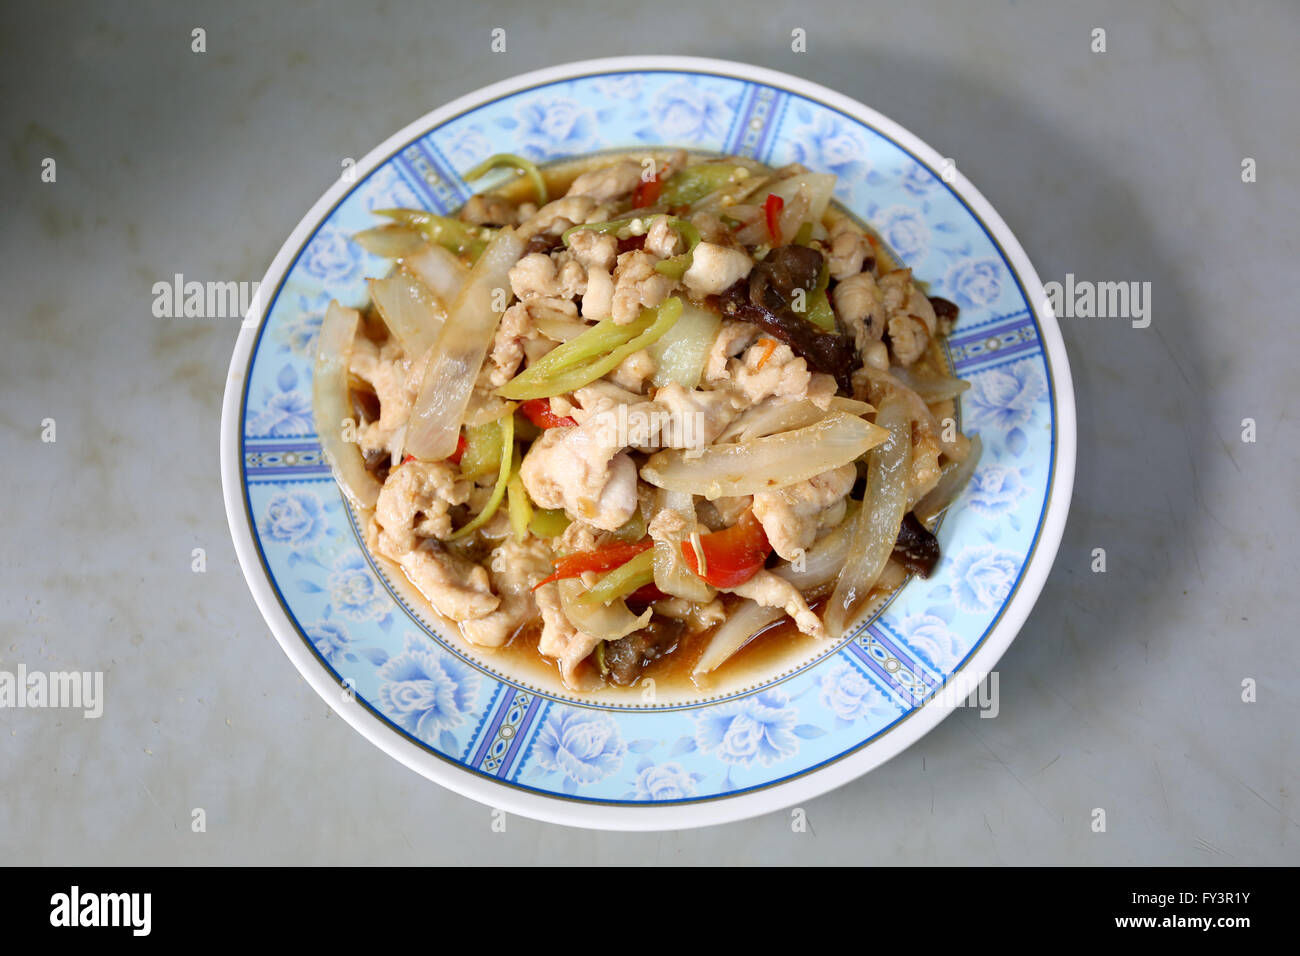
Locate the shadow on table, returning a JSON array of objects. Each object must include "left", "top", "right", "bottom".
[{"left": 710, "top": 41, "right": 1218, "bottom": 779}]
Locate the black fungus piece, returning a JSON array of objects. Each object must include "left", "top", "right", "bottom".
[
  {"left": 929, "top": 296, "right": 960, "bottom": 330},
  {"left": 604, "top": 617, "right": 685, "bottom": 686},
  {"left": 718, "top": 249, "right": 861, "bottom": 393},
  {"left": 753, "top": 244, "right": 824, "bottom": 306},
  {"left": 892, "top": 512, "right": 941, "bottom": 578},
  {"left": 363, "top": 447, "right": 392, "bottom": 483},
  {"left": 525, "top": 233, "right": 564, "bottom": 256}
]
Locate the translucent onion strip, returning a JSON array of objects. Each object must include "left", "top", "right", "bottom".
[
  {"left": 313, "top": 301, "right": 382, "bottom": 509},
  {"left": 641, "top": 411, "right": 888, "bottom": 500},
  {"left": 367, "top": 274, "right": 445, "bottom": 359},
  {"left": 401, "top": 242, "right": 468, "bottom": 307},
  {"left": 913, "top": 434, "right": 983, "bottom": 527},
  {"left": 647, "top": 299, "right": 721, "bottom": 390},
  {"left": 825, "top": 399, "right": 913, "bottom": 639},
  {"left": 692, "top": 600, "right": 784, "bottom": 676},
  {"left": 405, "top": 227, "right": 526, "bottom": 461},
  {"left": 557, "top": 578, "right": 651, "bottom": 642}
]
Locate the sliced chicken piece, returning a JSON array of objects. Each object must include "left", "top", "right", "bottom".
[
  {"left": 644, "top": 216, "right": 684, "bottom": 259},
  {"left": 518, "top": 414, "right": 639, "bottom": 531},
  {"left": 611, "top": 250, "right": 677, "bottom": 325},
  {"left": 608, "top": 348, "right": 656, "bottom": 392},
  {"left": 726, "top": 571, "right": 826, "bottom": 640},
  {"left": 509, "top": 252, "right": 583, "bottom": 300},
  {"left": 831, "top": 271, "right": 885, "bottom": 353},
  {"left": 534, "top": 581, "right": 602, "bottom": 687},
  {"left": 878, "top": 269, "right": 938, "bottom": 367},
  {"left": 396, "top": 542, "right": 500, "bottom": 621},
  {"left": 567, "top": 228, "right": 618, "bottom": 272},
  {"left": 727, "top": 340, "right": 822, "bottom": 408},
  {"left": 653, "top": 596, "right": 726, "bottom": 633},
  {"left": 517, "top": 195, "right": 608, "bottom": 239},
  {"left": 565, "top": 160, "right": 643, "bottom": 202},
  {"left": 751, "top": 462, "right": 856, "bottom": 561},
  {"left": 647, "top": 381, "right": 741, "bottom": 449},
  {"left": 372, "top": 460, "right": 471, "bottom": 553},
  {"left": 682, "top": 242, "right": 752, "bottom": 297},
  {"left": 348, "top": 337, "right": 416, "bottom": 457},
  {"left": 826, "top": 217, "right": 873, "bottom": 280},
  {"left": 460, "top": 536, "right": 554, "bottom": 647},
  {"left": 703, "top": 320, "right": 761, "bottom": 382},
  {"left": 459, "top": 194, "right": 519, "bottom": 227}
]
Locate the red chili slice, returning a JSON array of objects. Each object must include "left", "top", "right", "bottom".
[
  {"left": 633, "top": 173, "right": 661, "bottom": 208},
  {"left": 533, "top": 540, "right": 654, "bottom": 590},
  {"left": 520, "top": 398, "right": 577, "bottom": 429},
  {"left": 764, "top": 193, "right": 785, "bottom": 245},
  {"left": 681, "top": 511, "right": 772, "bottom": 589}
]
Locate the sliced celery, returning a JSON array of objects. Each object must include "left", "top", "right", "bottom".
[
  {"left": 660, "top": 163, "right": 741, "bottom": 207},
  {"left": 463, "top": 153, "right": 548, "bottom": 206},
  {"left": 805, "top": 289, "right": 837, "bottom": 331},
  {"left": 580, "top": 550, "right": 656, "bottom": 605},
  {"left": 458, "top": 419, "right": 504, "bottom": 480},
  {"left": 497, "top": 298, "right": 683, "bottom": 400},
  {"left": 374, "top": 208, "right": 492, "bottom": 260},
  {"left": 448, "top": 414, "right": 514, "bottom": 541},
  {"left": 528, "top": 508, "right": 571, "bottom": 539},
  {"left": 507, "top": 466, "right": 532, "bottom": 543}
]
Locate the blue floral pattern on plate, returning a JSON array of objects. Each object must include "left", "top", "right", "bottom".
[{"left": 237, "top": 67, "right": 1056, "bottom": 806}]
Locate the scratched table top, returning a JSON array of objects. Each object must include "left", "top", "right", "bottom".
[{"left": 1, "top": 0, "right": 1295, "bottom": 863}]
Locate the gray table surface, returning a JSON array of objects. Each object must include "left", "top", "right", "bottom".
[{"left": 3, "top": 0, "right": 1297, "bottom": 865}]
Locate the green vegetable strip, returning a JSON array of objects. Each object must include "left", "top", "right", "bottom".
[
  {"left": 580, "top": 550, "right": 656, "bottom": 605},
  {"left": 497, "top": 298, "right": 683, "bottom": 400},
  {"left": 611, "top": 510, "right": 647, "bottom": 543},
  {"left": 659, "top": 164, "right": 741, "bottom": 207},
  {"left": 793, "top": 221, "right": 815, "bottom": 246},
  {"left": 458, "top": 419, "right": 503, "bottom": 480},
  {"left": 805, "top": 289, "right": 837, "bottom": 331},
  {"left": 374, "top": 208, "right": 492, "bottom": 260},
  {"left": 561, "top": 218, "right": 639, "bottom": 247},
  {"left": 652, "top": 218, "right": 702, "bottom": 279},
  {"left": 528, "top": 508, "right": 571, "bottom": 539},
  {"left": 463, "top": 153, "right": 548, "bottom": 206},
  {"left": 507, "top": 466, "right": 532, "bottom": 543},
  {"left": 448, "top": 414, "right": 514, "bottom": 541}
]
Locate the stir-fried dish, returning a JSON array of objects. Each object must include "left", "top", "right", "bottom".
[{"left": 313, "top": 151, "right": 981, "bottom": 690}]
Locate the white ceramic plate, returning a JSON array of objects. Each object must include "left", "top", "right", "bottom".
[{"left": 221, "top": 56, "right": 1075, "bottom": 830}]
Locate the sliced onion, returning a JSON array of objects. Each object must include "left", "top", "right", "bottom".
[
  {"left": 825, "top": 398, "right": 912, "bottom": 639},
  {"left": 534, "top": 314, "right": 592, "bottom": 342},
  {"left": 830, "top": 396, "right": 875, "bottom": 416},
  {"left": 405, "top": 227, "right": 526, "bottom": 460},
  {"left": 367, "top": 274, "right": 445, "bottom": 359},
  {"left": 557, "top": 578, "right": 651, "bottom": 641},
  {"left": 313, "top": 301, "right": 382, "bottom": 509},
  {"left": 352, "top": 224, "right": 426, "bottom": 259},
  {"left": 651, "top": 490, "right": 715, "bottom": 603},
  {"left": 400, "top": 242, "right": 468, "bottom": 307},
  {"left": 641, "top": 411, "right": 888, "bottom": 500},
  {"left": 859, "top": 363, "right": 970, "bottom": 403},
  {"left": 767, "top": 171, "right": 836, "bottom": 225},
  {"left": 692, "top": 600, "right": 784, "bottom": 676},
  {"left": 914, "top": 433, "right": 983, "bottom": 527},
  {"left": 773, "top": 502, "right": 858, "bottom": 591},
  {"left": 716, "top": 399, "right": 826, "bottom": 444},
  {"left": 648, "top": 299, "right": 721, "bottom": 389}
]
